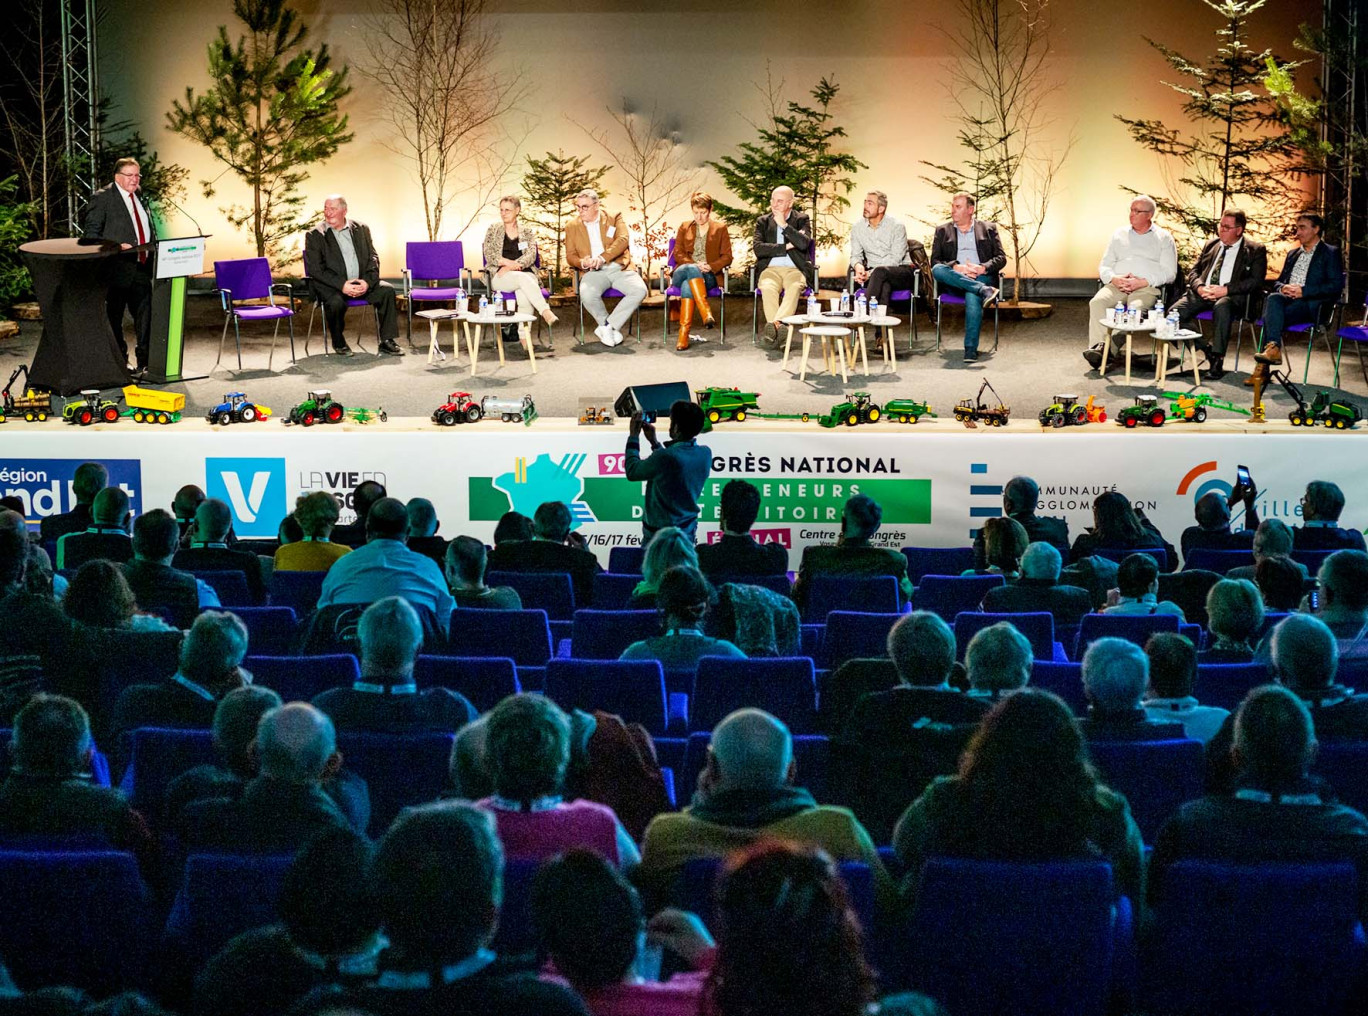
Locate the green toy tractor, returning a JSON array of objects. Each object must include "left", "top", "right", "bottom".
[
  {"left": 63, "top": 389, "right": 121, "bottom": 426},
  {"left": 287, "top": 389, "right": 347, "bottom": 426},
  {"left": 1117, "top": 394, "right": 1167, "bottom": 428},
  {"left": 1306, "top": 391, "right": 1363, "bottom": 430},
  {"left": 818, "top": 391, "right": 882, "bottom": 428}
]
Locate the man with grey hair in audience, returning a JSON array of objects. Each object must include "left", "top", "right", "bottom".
[
  {"left": 1079, "top": 636, "right": 1184, "bottom": 740},
  {"left": 563, "top": 188, "right": 646, "bottom": 347},
  {"left": 174, "top": 497, "right": 267, "bottom": 604},
  {"left": 1228, "top": 518, "right": 1306, "bottom": 583},
  {"left": 41, "top": 461, "right": 108, "bottom": 543},
  {"left": 314, "top": 596, "right": 475, "bottom": 734},
  {"left": 404, "top": 497, "right": 447, "bottom": 565},
  {"left": 180, "top": 702, "right": 362, "bottom": 849},
  {"left": 111, "top": 610, "right": 253, "bottom": 742},
  {"left": 981, "top": 541, "right": 1093, "bottom": 629},
  {"left": 965, "top": 622, "right": 1033, "bottom": 701},
  {"left": 1084, "top": 194, "right": 1178, "bottom": 368},
  {"left": 1181, "top": 490, "right": 1257, "bottom": 559},
  {"left": 318, "top": 497, "right": 455, "bottom": 620},
  {"left": 975, "top": 475, "right": 1069, "bottom": 558},
  {"left": 1294, "top": 481, "right": 1366, "bottom": 553},
  {"left": 638, "top": 708, "right": 891, "bottom": 908}
]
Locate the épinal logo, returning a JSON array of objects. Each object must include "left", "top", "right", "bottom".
[
  {"left": 1176, "top": 460, "right": 1231, "bottom": 504},
  {"left": 206, "top": 457, "right": 287, "bottom": 538}
]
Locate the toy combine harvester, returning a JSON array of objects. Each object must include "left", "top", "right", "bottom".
[
  {"left": 1039, "top": 394, "right": 1105, "bottom": 427},
  {"left": 122, "top": 385, "right": 184, "bottom": 424},
  {"left": 1, "top": 364, "right": 53, "bottom": 422},
  {"left": 696, "top": 386, "right": 760, "bottom": 425},
  {"left": 1161, "top": 391, "right": 1250, "bottom": 422},
  {"left": 954, "top": 379, "right": 1010, "bottom": 427}
]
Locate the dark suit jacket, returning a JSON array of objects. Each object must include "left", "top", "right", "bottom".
[
  {"left": 312, "top": 685, "right": 477, "bottom": 735},
  {"left": 981, "top": 578, "right": 1094, "bottom": 629},
  {"left": 173, "top": 545, "right": 267, "bottom": 605},
  {"left": 303, "top": 221, "right": 382, "bottom": 297},
  {"left": 791, "top": 541, "right": 913, "bottom": 610},
  {"left": 165, "top": 764, "right": 371, "bottom": 834},
  {"left": 1180, "top": 525, "right": 1256, "bottom": 560},
  {"left": 122, "top": 558, "right": 201, "bottom": 630},
  {"left": 179, "top": 775, "right": 360, "bottom": 851},
  {"left": 485, "top": 539, "right": 603, "bottom": 607},
  {"left": 39, "top": 504, "right": 93, "bottom": 544},
  {"left": 842, "top": 685, "right": 989, "bottom": 744},
  {"left": 697, "top": 533, "right": 790, "bottom": 578},
  {"left": 1293, "top": 525, "right": 1368, "bottom": 553},
  {"left": 752, "top": 210, "right": 814, "bottom": 276},
  {"left": 1277, "top": 241, "right": 1344, "bottom": 306},
  {"left": 110, "top": 679, "right": 221, "bottom": 745},
  {"left": 82, "top": 182, "right": 156, "bottom": 248},
  {"left": 0, "top": 773, "right": 158, "bottom": 877},
  {"left": 57, "top": 529, "right": 132, "bottom": 570},
  {"left": 1184, "top": 236, "right": 1268, "bottom": 302},
  {"left": 930, "top": 220, "right": 1008, "bottom": 276}
]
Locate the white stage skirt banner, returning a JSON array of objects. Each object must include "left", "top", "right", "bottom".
[{"left": 1, "top": 419, "right": 1360, "bottom": 562}]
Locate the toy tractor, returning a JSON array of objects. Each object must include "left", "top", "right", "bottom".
[
  {"left": 432, "top": 392, "right": 484, "bottom": 425},
  {"left": 884, "top": 397, "right": 934, "bottom": 424},
  {"left": 579, "top": 405, "right": 614, "bottom": 425},
  {"left": 207, "top": 392, "right": 272, "bottom": 425},
  {"left": 696, "top": 386, "right": 761, "bottom": 425},
  {"left": 287, "top": 389, "right": 346, "bottom": 427},
  {"left": 817, "top": 391, "right": 882, "bottom": 428},
  {"left": 2, "top": 364, "right": 53, "bottom": 422},
  {"left": 954, "top": 379, "right": 1010, "bottom": 427},
  {"left": 63, "top": 390, "right": 121, "bottom": 426},
  {"left": 1117, "top": 395, "right": 1167, "bottom": 428}
]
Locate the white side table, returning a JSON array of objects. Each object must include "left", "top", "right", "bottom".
[
  {"left": 801, "top": 325, "right": 853, "bottom": 383},
  {"left": 780, "top": 314, "right": 818, "bottom": 379},
  {"left": 415, "top": 308, "right": 465, "bottom": 365},
  {"left": 854, "top": 315, "right": 901, "bottom": 373},
  {"left": 460, "top": 311, "right": 538, "bottom": 377},
  {"left": 1098, "top": 318, "right": 1158, "bottom": 384},
  {"left": 1152, "top": 328, "right": 1204, "bottom": 387}
]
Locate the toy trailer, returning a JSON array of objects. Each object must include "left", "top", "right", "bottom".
[
  {"left": 696, "top": 386, "right": 761, "bottom": 424},
  {"left": 122, "top": 385, "right": 185, "bottom": 424},
  {"left": 884, "top": 398, "right": 933, "bottom": 423},
  {"left": 481, "top": 394, "right": 537, "bottom": 425}
]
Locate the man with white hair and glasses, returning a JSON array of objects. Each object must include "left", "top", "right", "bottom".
[
  {"left": 754, "top": 185, "right": 814, "bottom": 347},
  {"left": 564, "top": 189, "right": 647, "bottom": 347},
  {"left": 1084, "top": 194, "right": 1177, "bottom": 368}
]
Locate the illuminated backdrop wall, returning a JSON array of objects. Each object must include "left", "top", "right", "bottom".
[{"left": 98, "top": 0, "right": 1313, "bottom": 279}]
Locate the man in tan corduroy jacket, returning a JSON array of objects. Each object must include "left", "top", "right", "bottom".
[{"left": 564, "top": 188, "right": 648, "bottom": 346}]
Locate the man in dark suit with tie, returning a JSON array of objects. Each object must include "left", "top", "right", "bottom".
[
  {"left": 81, "top": 158, "right": 155, "bottom": 372},
  {"left": 930, "top": 193, "right": 1005, "bottom": 362},
  {"left": 1252, "top": 211, "right": 1344, "bottom": 385},
  {"left": 303, "top": 195, "right": 403, "bottom": 356},
  {"left": 1171, "top": 208, "right": 1267, "bottom": 381}
]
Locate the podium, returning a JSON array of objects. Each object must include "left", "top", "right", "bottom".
[{"left": 147, "top": 235, "right": 210, "bottom": 384}]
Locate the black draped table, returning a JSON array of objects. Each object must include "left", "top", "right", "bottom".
[{"left": 19, "top": 238, "right": 134, "bottom": 394}]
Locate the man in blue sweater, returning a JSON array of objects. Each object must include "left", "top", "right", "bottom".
[{"left": 625, "top": 400, "right": 711, "bottom": 544}]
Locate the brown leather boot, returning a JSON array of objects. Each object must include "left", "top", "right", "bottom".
[
  {"left": 677, "top": 297, "right": 693, "bottom": 351},
  {"left": 687, "top": 277, "right": 715, "bottom": 329},
  {"left": 1254, "top": 342, "right": 1283, "bottom": 366}
]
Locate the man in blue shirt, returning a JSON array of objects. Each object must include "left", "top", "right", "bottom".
[
  {"left": 318, "top": 498, "right": 455, "bottom": 621},
  {"left": 625, "top": 400, "right": 711, "bottom": 544}
]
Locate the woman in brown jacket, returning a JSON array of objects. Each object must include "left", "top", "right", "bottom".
[{"left": 671, "top": 191, "right": 733, "bottom": 350}]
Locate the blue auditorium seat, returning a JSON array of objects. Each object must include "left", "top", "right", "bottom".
[
  {"left": 1194, "top": 662, "right": 1270, "bottom": 711},
  {"left": 247, "top": 653, "right": 360, "bottom": 703},
  {"left": 486, "top": 570, "right": 576, "bottom": 620},
  {"left": 267, "top": 569, "right": 327, "bottom": 616},
  {"left": 447, "top": 609, "right": 552, "bottom": 666},
  {"left": 569, "top": 609, "right": 660, "bottom": 660},
  {"left": 1088, "top": 739, "right": 1204, "bottom": 843},
  {"left": 903, "top": 546, "right": 976, "bottom": 584},
  {"left": 690, "top": 656, "right": 817, "bottom": 733},
  {"left": 413, "top": 655, "right": 520, "bottom": 712},
  {"left": 545, "top": 659, "right": 670, "bottom": 735},
  {"left": 232, "top": 605, "right": 300, "bottom": 656},
  {"left": 1076, "top": 614, "right": 1181, "bottom": 658},
  {"left": 1029, "top": 661, "right": 1087, "bottom": 714},
  {"left": 821, "top": 611, "right": 901, "bottom": 670},
  {"left": 122, "top": 726, "right": 216, "bottom": 824},
  {"left": 590, "top": 572, "right": 642, "bottom": 610},
  {"left": 805, "top": 575, "right": 900, "bottom": 623},
  {"left": 163, "top": 852, "right": 291, "bottom": 968},
  {"left": 337, "top": 730, "right": 455, "bottom": 835},
  {"left": 954, "top": 611, "right": 1058, "bottom": 662},
  {"left": 911, "top": 574, "right": 1006, "bottom": 621}
]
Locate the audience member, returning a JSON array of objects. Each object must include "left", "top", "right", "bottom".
[
  {"left": 620, "top": 566, "right": 744, "bottom": 669},
  {"left": 0, "top": 695, "right": 156, "bottom": 871},
  {"left": 164, "top": 686, "right": 370, "bottom": 833},
  {"left": 404, "top": 497, "right": 447, "bottom": 566},
  {"left": 792, "top": 494, "right": 913, "bottom": 610},
  {"left": 486, "top": 501, "right": 602, "bottom": 607},
  {"left": 893, "top": 689, "right": 1144, "bottom": 906},
  {"left": 965, "top": 622, "right": 1032, "bottom": 700},
  {"left": 445, "top": 535, "right": 522, "bottom": 609},
  {"left": 625, "top": 400, "right": 711, "bottom": 544},
  {"left": 963, "top": 517, "right": 1028, "bottom": 580},
  {"left": 277, "top": 513, "right": 304, "bottom": 548},
  {"left": 1200, "top": 578, "right": 1264, "bottom": 662},
  {"left": 1144, "top": 632, "right": 1229, "bottom": 743},
  {"left": 842, "top": 612, "right": 989, "bottom": 743},
  {"left": 1153, "top": 685, "right": 1368, "bottom": 917},
  {"left": 477, "top": 694, "right": 638, "bottom": 866},
  {"left": 1069, "top": 491, "right": 1177, "bottom": 571},
  {"left": 974, "top": 476, "right": 1069, "bottom": 562},
  {"left": 1079, "top": 637, "right": 1184, "bottom": 740},
  {"left": 0, "top": 527, "right": 73, "bottom": 719},
  {"left": 317, "top": 498, "right": 455, "bottom": 620},
  {"left": 1313, "top": 551, "right": 1368, "bottom": 652},
  {"left": 1293, "top": 481, "right": 1366, "bottom": 552},
  {"left": 533, "top": 850, "right": 708, "bottom": 1016},
  {"left": 63, "top": 560, "right": 178, "bottom": 634},
  {"left": 308, "top": 801, "right": 588, "bottom": 1015},
  {"left": 1227, "top": 519, "right": 1304, "bottom": 583},
  {"left": 630, "top": 526, "right": 698, "bottom": 608},
  {"left": 55, "top": 486, "right": 132, "bottom": 570},
  {"left": 708, "top": 581, "right": 801, "bottom": 657},
  {"left": 173, "top": 499, "right": 267, "bottom": 604},
  {"left": 1254, "top": 554, "right": 1306, "bottom": 611},
  {"left": 493, "top": 510, "right": 534, "bottom": 546},
  {"left": 110, "top": 610, "right": 252, "bottom": 744},
  {"left": 329, "top": 480, "right": 387, "bottom": 548},
  {"left": 274, "top": 492, "right": 350, "bottom": 572},
  {"left": 981, "top": 542, "right": 1094, "bottom": 629},
  {"left": 121, "top": 509, "right": 218, "bottom": 629},
  {"left": 1180, "top": 490, "right": 1257, "bottom": 558},
  {"left": 193, "top": 829, "right": 383, "bottom": 1016},
  {"left": 40, "top": 462, "right": 108, "bottom": 542},
  {"left": 639, "top": 708, "right": 891, "bottom": 907},
  {"left": 314, "top": 597, "right": 476, "bottom": 733},
  {"left": 179, "top": 702, "right": 363, "bottom": 850},
  {"left": 695, "top": 480, "right": 789, "bottom": 578},
  {"left": 172, "top": 484, "right": 207, "bottom": 544},
  {"left": 1102, "top": 553, "right": 1186, "bottom": 618}
]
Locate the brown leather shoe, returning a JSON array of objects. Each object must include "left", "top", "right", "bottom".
[
  {"left": 677, "top": 297, "right": 693, "bottom": 351},
  {"left": 1254, "top": 342, "right": 1283, "bottom": 366},
  {"left": 687, "top": 277, "right": 715, "bottom": 329}
]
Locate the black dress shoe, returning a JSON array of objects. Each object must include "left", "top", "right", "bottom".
[
  {"left": 333, "top": 342, "right": 355, "bottom": 357},
  {"left": 1083, "top": 346, "right": 1104, "bottom": 369},
  {"left": 378, "top": 339, "right": 405, "bottom": 356},
  {"left": 1206, "top": 355, "right": 1226, "bottom": 381}
]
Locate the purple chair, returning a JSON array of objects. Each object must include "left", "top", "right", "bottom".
[
  {"left": 213, "top": 257, "right": 297, "bottom": 371},
  {"left": 609, "top": 546, "right": 647, "bottom": 573},
  {"left": 934, "top": 270, "right": 1000, "bottom": 353},
  {"left": 483, "top": 251, "right": 552, "bottom": 343},
  {"left": 848, "top": 253, "right": 921, "bottom": 350},
  {"left": 660, "top": 237, "right": 728, "bottom": 343},
  {"left": 1182, "top": 548, "right": 1254, "bottom": 574},
  {"left": 568, "top": 609, "right": 660, "bottom": 661},
  {"left": 822, "top": 611, "right": 902, "bottom": 670},
  {"left": 1195, "top": 291, "right": 1258, "bottom": 368},
  {"left": 545, "top": 659, "right": 670, "bottom": 735},
  {"left": 572, "top": 268, "right": 642, "bottom": 344},
  {"left": 402, "top": 241, "right": 469, "bottom": 345},
  {"left": 302, "top": 259, "right": 378, "bottom": 355},
  {"left": 903, "top": 546, "right": 976, "bottom": 584},
  {"left": 910, "top": 574, "right": 1007, "bottom": 621},
  {"left": 1333, "top": 297, "right": 1368, "bottom": 388},
  {"left": 1075, "top": 614, "right": 1181, "bottom": 659},
  {"left": 591, "top": 572, "right": 641, "bottom": 610},
  {"left": 690, "top": 656, "right": 817, "bottom": 733},
  {"left": 953, "top": 611, "right": 1059, "bottom": 662}
]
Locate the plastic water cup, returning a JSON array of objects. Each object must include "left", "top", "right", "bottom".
[
  {"left": 455, "top": 298, "right": 469, "bottom": 315},
  {"left": 829, "top": 297, "right": 841, "bottom": 313}
]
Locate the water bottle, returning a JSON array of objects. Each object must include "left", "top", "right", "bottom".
[
  {"left": 1152, "top": 299, "right": 1164, "bottom": 327},
  {"left": 1166, "top": 309, "right": 1180, "bottom": 339},
  {"left": 806, "top": 291, "right": 818, "bottom": 318},
  {"left": 840, "top": 290, "right": 850, "bottom": 314},
  {"left": 1114, "top": 301, "right": 1125, "bottom": 325},
  {"left": 856, "top": 293, "right": 868, "bottom": 319},
  {"left": 478, "top": 294, "right": 488, "bottom": 316},
  {"left": 868, "top": 296, "right": 880, "bottom": 320}
]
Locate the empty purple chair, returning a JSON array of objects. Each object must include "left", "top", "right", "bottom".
[
  {"left": 268, "top": 570, "right": 327, "bottom": 616},
  {"left": 447, "top": 609, "right": 552, "bottom": 666},
  {"left": 911, "top": 574, "right": 1006, "bottom": 621},
  {"left": 232, "top": 606, "right": 300, "bottom": 657},
  {"left": 1333, "top": 296, "right": 1368, "bottom": 387},
  {"left": 1088, "top": 738, "right": 1203, "bottom": 843},
  {"left": 822, "top": 611, "right": 902, "bottom": 670},
  {"left": 487, "top": 570, "right": 576, "bottom": 620},
  {"left": 403, "top": 241, "right": 468, "bottom": 343},
  {"left": 690, "top": 656, "right": 817, "bottom": 733},
  {"left": 1194, "top": 662, "right": 1270, "bottom": 711},
  {"left": 608, "top": 546, "right": 647, "bottom": 574},
  {"left": 569, "top": 609, "right": 660, "bottom": 660},
  {"left": 1076, "top": 614, "right": 1181, "bottom": 659},
  {"left": 413, "top": 656, "right": 520, "bottom": 712},
  {"left": 805, "top": 575, "right": 901, "bottom": 623},
  {"left": 247, "top": 653, "right": 360, "bottom": 703},
  {"left": 1182, "top": 548, "right": 1254, "bottom": 574},
  {"left": 903, "top": 546, "right": 977, "bottom": 584},
  {"left": 191, "top": 569, "right": 252, "bottom": 608},
  {"left": 591, "top": 572, "right": 642, "bottom": 610},
  {"left": 660, "top": 237, "right": 727, "bottom": 342},
  {"left": 164, "top": 852, "right": 291, "bottom": 968},
  {"left": 213, "top": 257, "right": 297, "bottom": 370},
  {"left": 1030, "top": 661, "right": 1087, "bottom": 714},
  {"left": 545, "top": 659, "right": 669, "bottom": 735}
]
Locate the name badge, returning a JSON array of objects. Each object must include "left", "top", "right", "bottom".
[
  {"left": 607, "top": 226, "right": 616, "bottom": 238},
  {"left": 518, "top": 240, "right": 528, "bottom": 251}
]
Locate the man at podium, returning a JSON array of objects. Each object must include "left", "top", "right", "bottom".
[{"left": 82, "top": 157, "right": 155, "bottom": 374}]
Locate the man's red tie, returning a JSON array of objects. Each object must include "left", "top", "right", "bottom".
[{"left": 133, "top": 196, "right": 147, "bottom": 263}]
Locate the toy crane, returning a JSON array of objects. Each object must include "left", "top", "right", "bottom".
[
  {"left": 1253, "top": 369, "right": 1362, "bottom": 429},
  {"left": 1, "top": 364, "right": 54, "bottom": 422},
  {"left": 954, "top": 378, "right": 1010, "bottom": 427}
]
